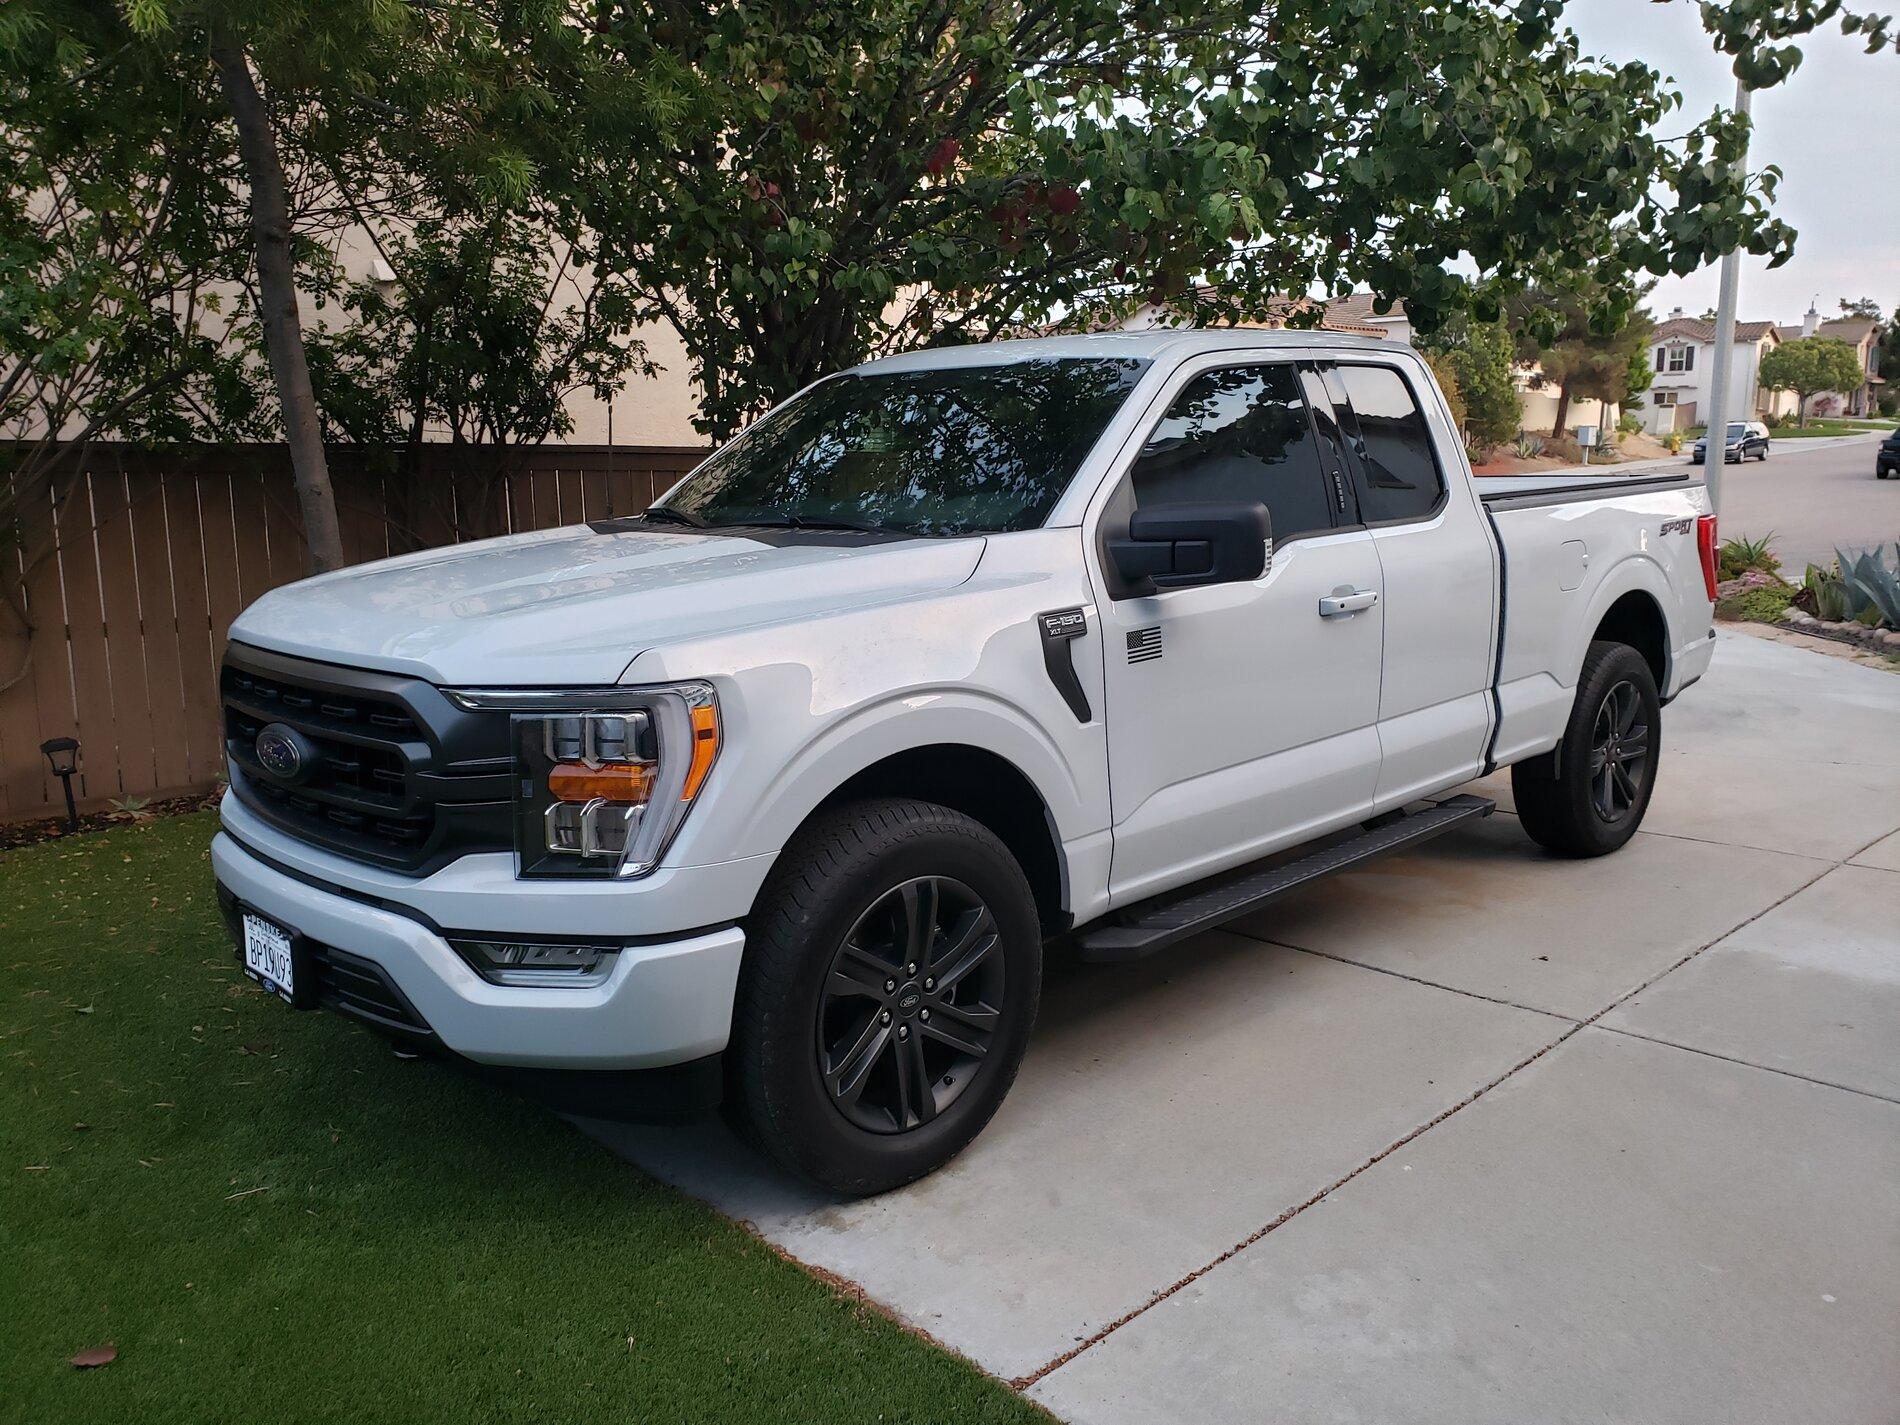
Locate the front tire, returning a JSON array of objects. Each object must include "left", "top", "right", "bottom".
[
  {"left": 1511, "top": 641, "right": 1662, "bottom": 858},
  {"left": 728, "top": 799, "right": 1042, "bottom": 1195}
]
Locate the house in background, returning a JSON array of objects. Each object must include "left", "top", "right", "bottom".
[
  {"left": 1775, "top": 306, "right": 1886, "bottom": 417},
  {"left": 1118, "top": 288, "right": 1405, "bottom": 341},
  {"left": 1645, "top": 309, "right": 1795, "bottom": 435}
]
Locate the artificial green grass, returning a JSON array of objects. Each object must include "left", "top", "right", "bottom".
[{"left": 1, "top": 813, "right": 1045, "bottom": 1424}]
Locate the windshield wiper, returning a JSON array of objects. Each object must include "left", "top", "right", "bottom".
[
  {"left": 637, "top": 505, "right": 707, "bottom": 528},
  {"left": 740, "top": 513, "right": 921, "bottom": 535}
]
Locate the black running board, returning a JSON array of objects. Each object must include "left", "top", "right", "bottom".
[{"left": 1075, "top": 795, "right": 1495, "bottom": 963}]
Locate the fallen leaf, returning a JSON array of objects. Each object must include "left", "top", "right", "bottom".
[{"left": 70, "top": 1344, "right": 117, "bottom": 1369}]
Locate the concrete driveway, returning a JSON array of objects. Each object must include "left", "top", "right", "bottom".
[{"left": 584, "top": 631, "right": 1900, "bottom": 1423}]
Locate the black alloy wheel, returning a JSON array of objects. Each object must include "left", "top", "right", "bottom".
[
  {"left": 728, "top": 798, "right": 1042, "bottom": 1195},
  {"left": 1511, "top": 639, "right": 1662, "bottom": 858},
  {"left": 1588, "top": 679, "right": 1651, "bottom": 824},
  {"left": 817, "top": 876, "right": 1003, "bottom": 1134}
]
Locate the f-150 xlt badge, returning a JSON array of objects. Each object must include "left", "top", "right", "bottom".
[{"left": 1037, "top": 607, "right": 1092, "bottom": 723}]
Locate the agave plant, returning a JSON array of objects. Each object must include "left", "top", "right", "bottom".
[
  {"left": 1512, "top": 434, "right": 1545, "bottom": 459},
  {"left": 1836, "top": 544, "right": 1900, "bottom": 630}
]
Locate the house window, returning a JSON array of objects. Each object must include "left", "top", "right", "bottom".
[
  {"left": 1654, "top": 391, "right": 1678, "bottom": 407},
  {"left": 1658, "top": 344, "right": 1694, "bottom": 374}
]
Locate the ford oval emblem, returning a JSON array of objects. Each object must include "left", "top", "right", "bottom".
[{"left": 254, "top": 722, "right": 316, "bottom": 783}]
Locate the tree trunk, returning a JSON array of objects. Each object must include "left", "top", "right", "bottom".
[
  {"left": 1551, "top": 382, "right": 1573, "bottom": 438},
  {"left": 211, "top": 33, "right": 346, "bottom": 573},
  {"left": 1797, "top": 393, "right": 1809, "bottom": 428}
]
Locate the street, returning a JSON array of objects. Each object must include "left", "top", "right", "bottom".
[{"left": 1710, "top": 432, "right": 1896, "bottom": 570}]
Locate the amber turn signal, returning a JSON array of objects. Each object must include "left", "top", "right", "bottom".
[
  {"left": 682, "top": 702, "right": 720, "bottom": 800},
  {"left": 548, "top": 761, "right": 655, "bottom": 804}
]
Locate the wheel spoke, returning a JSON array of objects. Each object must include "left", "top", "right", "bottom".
[
  {"left": 1611, "top": 761, "right": 1637, "bottom": 808},
  {"left": 897, "top": 880, "right": 940, "bottom": 968},
  {"left": 1614, "top": 686, "right": 1640, "bottom": 735},
  {"left": 891, "top": 1030, "right": 936, "bottom": 1128},
  {"left": 929, "top": 907, "right": 997, "bottom": 992},
  {"left": 825, "top": 1017, "right": 890, "bottom": 1107},
  {"left": 1615, "top": 731, "right": 1649, "bottom": 764},
  {"left": 1595, "top": 761, "right": 1616, "bottom": 817},
  {"left": 830, "top": 941, "right": 893, "bottom": 1001},
  {"left": 922, "top": 999, "right": 996, "bottom": 1058}
]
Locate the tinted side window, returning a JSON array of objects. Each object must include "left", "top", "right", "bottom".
[
  {"left": 1129, "top": 365, "right": 1334, "bottom": 541},
  {"left": 1334, "top": 364, "right": 1445, "bottom": 524}
]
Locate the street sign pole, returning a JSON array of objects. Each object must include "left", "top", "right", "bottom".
[{"left": 1700, "top": 77, "right": 1753, "bottom": 515}]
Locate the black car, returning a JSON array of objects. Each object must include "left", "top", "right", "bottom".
[
  {"left": 1692, "top": 421, "right": 1770, "bottom": 464},
  {"left": 1878, "top": 428, "right": 1900, "bottom": 479}
]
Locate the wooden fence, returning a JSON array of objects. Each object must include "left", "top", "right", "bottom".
[{"left": 0, "top": 442, "right": 704, "bottom": 823}]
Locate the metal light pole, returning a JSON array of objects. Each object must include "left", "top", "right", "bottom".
[{"left": 1700, "top": 76, "right": 1753, "bottom": 515}]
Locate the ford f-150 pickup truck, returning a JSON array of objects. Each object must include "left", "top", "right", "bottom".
[{"left": 211, "top": 330, "right": 1719, "bottom": 1193}]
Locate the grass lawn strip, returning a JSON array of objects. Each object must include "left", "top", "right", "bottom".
[{"left": 1, "top": 811, "right": 1046, "bottom": 1424}]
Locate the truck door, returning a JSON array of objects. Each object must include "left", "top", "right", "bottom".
[
  {"left": 1091, "top": 358, "right": 1386, "bottom": 906},
  {"left": 1321, "top": 361, "right": 1496, "bottom": 807}
]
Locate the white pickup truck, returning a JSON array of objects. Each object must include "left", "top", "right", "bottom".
[{"left": 211, "top": 330, "right": 1718, "bottom": 1193}]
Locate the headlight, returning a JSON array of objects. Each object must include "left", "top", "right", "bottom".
[{"left": 445, "top": 682, "right": 720, "bottom": 878}]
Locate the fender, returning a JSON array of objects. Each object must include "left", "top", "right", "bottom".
[
  {"left": 1574, "top": 552, "right": 1673, "bottom": 690},
  {"left": 712, "top": 686, "right": 1094, "bottom": 868}
]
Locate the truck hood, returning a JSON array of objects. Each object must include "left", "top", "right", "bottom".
[{"left": 229, "top": 524, "right": 986, "bottom": 685}]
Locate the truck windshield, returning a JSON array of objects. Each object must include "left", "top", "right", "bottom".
[{"left": 652, "top": 357, "right": 1148, "bottom": 535}]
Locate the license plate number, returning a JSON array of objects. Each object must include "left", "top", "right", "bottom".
[{"left": 243, "top": 913, "right": 296, "bottom": 999}]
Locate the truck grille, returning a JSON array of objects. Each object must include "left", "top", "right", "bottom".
[{"left": 222, "top": 644, "right": 513, "bottom": 874}]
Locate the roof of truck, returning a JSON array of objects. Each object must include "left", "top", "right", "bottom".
[{"left": 853, "top": 327, "right": 1411, "bottom": 374}]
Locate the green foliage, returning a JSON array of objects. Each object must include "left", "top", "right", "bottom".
[
  {"left": 1513, "top": 434, "right": 1546, "bottom": 459},
  {"left": 1508, "top": 282, "right": 1656, "bottom": 432},
  {"left": 1618, "top": 411, "right": 1644, "bottom": 435},
  {"left": 1839, "top": 544, "right": 1900, "bottom": 629},
  {"left": 1426, "top": 315, "right": 1520, "bottom": 448},
  {"left": 1715, "top": 584, "right": 1794, "bottom": 624},
  {"left": 1759, "top": 338, "right": 1870, "bottom": 425},
  {"left": 1718, "top": 533, "right": 1781, "bottom": 580},
  {"left": 1802, "top": 546, "right": 1900, "bottom": 630},
  {"left": 529, "top": 0, "right": 1890, "bottom": 436},
  {"left": 1423, "top": 350, "right": 1467, "bottom": 434}
]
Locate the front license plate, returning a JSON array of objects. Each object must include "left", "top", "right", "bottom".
[{"left": 242, "top": 913, "right": 296, "bottom": 1000}]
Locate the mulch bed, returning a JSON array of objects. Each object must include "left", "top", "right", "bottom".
[{"left": 0, "top": 789, "right": 222, "bottom": 853}]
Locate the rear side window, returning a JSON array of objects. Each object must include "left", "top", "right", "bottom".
[
  {"left": 1129, "top": 364, "right": 1335, "bottom": 542},
  {"left": 1333, "top": 364, "right": 1445, "bottom": 524}
]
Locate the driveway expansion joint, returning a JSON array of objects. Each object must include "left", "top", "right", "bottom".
[
  {"left": 1014, "top": 826, "right": 1846, "bottom": 1394},
  {"left": 1591, "top": 1023, "right": 1900, "bottom": 1108}
]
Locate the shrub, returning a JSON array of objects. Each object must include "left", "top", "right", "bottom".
[
  {"left": 1715, "top": 584, "right": 1794, "bottom": 623},
  {"left": 1617, "top": 411, "right": 1643, "bottom": 435},
  {"left": 1512, "top": 434, "right": 1545, "bottom": 459},
  {"left": 1717, "top": 533, "right": 1780, "bottom": 581}
]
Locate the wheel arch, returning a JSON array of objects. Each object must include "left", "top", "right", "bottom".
[
  {"left": 807, "top": 745, "right": 1069, "bottom": 935},
  {"left": 1590, "top": 587, "right": 1668, "bottom": 690}
]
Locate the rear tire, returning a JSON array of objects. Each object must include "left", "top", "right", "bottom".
[
  {"left": 727, "top": 798, "right": 1042, "bottom": 1195},
  {"left": 1511, "top": 641, "right": 1661, "bottom": 858}
]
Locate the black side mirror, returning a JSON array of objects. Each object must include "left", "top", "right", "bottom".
[{"left": 1107, "top": 500, "right": 1271, "bottom": 592}]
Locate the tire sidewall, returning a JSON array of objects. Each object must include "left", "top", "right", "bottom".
[
  {"left": 743, "top": 806, "right": 1042, "bottom": 1193},
  {"left": 1561, "top": 644, "right": 1661, "bottom": 853}
]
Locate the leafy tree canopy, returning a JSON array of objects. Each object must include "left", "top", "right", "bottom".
[
  {"left": 1759, "top": 335, "right": 1868, "bottom": 424},
  {"left": 1506, "top": 282, "right": 1656, "bottom": 433},
  {"left": 527, "top": 0, "right": 1897, "bottom": 435}
]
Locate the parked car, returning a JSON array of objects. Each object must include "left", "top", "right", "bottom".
[
  {"left": 1692, "top": 420, "right": 1769, "bottom": 464},
  {"left": 211, "top": 331, "right": 1718, "bottom": 1194},
  {"left": 1878, "top": 427, "right": 1899, "bottom": 479}
]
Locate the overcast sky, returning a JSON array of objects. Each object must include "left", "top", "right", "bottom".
[{"left": 1564, "top": 0, "right": 1900, "bottom": 324}]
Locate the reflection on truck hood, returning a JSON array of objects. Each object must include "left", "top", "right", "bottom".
[{"left": 229, "top": 524, "right": 986, "bottom": 685}]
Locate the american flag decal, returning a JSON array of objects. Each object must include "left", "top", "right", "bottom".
[{"left": 1126, "top": 626, "right": 1163, "bottom": 664}]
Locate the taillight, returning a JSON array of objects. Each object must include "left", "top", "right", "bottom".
[{"left": 1695, "top": 514, "right": 1719, "bottom": 603}]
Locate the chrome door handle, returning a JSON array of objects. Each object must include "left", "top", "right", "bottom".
[{"left": 1318, "top": 588, "right": 1379, "bottom": 618}]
